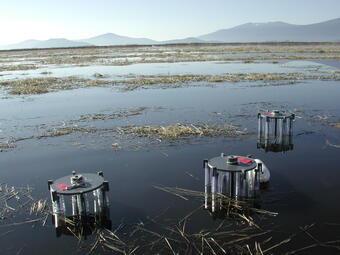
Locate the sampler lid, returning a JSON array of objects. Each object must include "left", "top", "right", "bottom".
[
  {"left": 208, "top": 154, "right": 257, "bottom": 172},
  {"left": 50, "top": 173, "right": 104, "bottom": 195},
  {"left": 258, "top": 110, "right": 295, "bottom": 119}
]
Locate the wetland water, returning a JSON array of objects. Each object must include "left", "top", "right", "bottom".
[{"left": 0, "top": 44, "right": 340, "bottom": 254}]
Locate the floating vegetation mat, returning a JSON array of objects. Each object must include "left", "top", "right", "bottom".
[
  {"left": 117, "top": 123, "right": 248, "bottom": 140},
  {"left": 118, "top": 73, "right": 340, "bottom": 91},
  {"left": 1, "top": 43, "right": 340, "bottom": 76},
  {"left": 0, "top": 64, "right": 38, "bottom": 72},
  {"left": 1, "top": 122, "right": 248, "bottom": 153},
  {"left": 0, "top": 143, "right": 16, "bottom": 152},
  {"left": 1, "top": 71, "right": 340, "bottom": 95},
  {"left": 0, "top": 77, "right": 113, "bottom": 95},
  {"left": 329, "top": 122, "right": 340, "bottom": 129},
  {"left": 76, "top": 107, "right": 148, "bottom": 122}
]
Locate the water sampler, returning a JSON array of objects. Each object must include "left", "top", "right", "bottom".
[
  {"left": 203, "top": 154, "right": 268, "bottom": 213},
  {"left": 257, "top": 110, "right": 295, "bottom": 152},
  {"left": 48, "top": 171, "right": 111, "bottom": 237}
]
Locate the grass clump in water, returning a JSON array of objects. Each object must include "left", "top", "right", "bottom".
[
  {"left": 118, "top": 123, "right": 247, "bottom": 140},
  {"left": 0, "top": 64, "right": 38, "bottom": 72},
  {"left": 118, "top": 72, "right": 340, "bottom": 91},
  {"left": 329, "top": 122, "right": 340, "bottom": 128},
  {"left": 0, "top": 77, "right": 113, "bottom": 95},
  {"left": 0, "top": 143, "right": 16, "bottom": 152},
  {"left": 77, "top": 106, "right": 148, "bottom": 122}
]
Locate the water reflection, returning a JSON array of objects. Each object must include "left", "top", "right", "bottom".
[{"left": 53, "top": 209, "right": 111, "bottom": 238}]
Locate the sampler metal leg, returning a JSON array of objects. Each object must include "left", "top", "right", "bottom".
[
  {"left": 286, "top": 117, "right": 290, "bottom": 136},
  {"left": 282, "top": 118, "right": 287, "bottom": 144},
  {"left": 211, "top": 168, "right": 218, "bottom": 212},
  {"left": 102, "top": 182, "right": 109, "bottom": 208},
  {"left": 255, "top": 163, "right": 262, "bottom": 191},
  {"left": 230, "top": 172, "right": 235, "bottom": 198},
  {"left": 93, "top": 190, "right": 99, "bottom": 214},
  {"left": 50, "top": 190, "right": 62, "bottom": 228},
  {"left": 289, "top": 117, "right": 293, "bottom": 137},
  {"left": 265, "top": 117, "right": 270, "bottom": 142},
  {"left": 234, "top": 173, "right": 241, "bottom": 198},
  {"left": 51, "top": 190, "right": 60, "bottom": 214},
  {"left": 246, "top": 170, "right": 255, "bottom": 197},
  {"left": 257, "top": 116, "right": 263, "bottom": 141},
  {"left": 204, "top": 160, "right": 211, "bottom": 209},
  {"left": 77, "top": 194, "right": 86, "bottom": 215},
  {"left": 102, "top": 190, "right": 108, "bottom": 208},
  {"left": 54, "top": 214, "right": 60, "bottom": 228},
  {"left": 72, "top": 195, "right": 78, "bottom": 215},
  {"left": 95, "top": 186, "right": 109, "bottom": 213},
  {"left": 60, "top": 195, "right": 66, "bottom": 215},
  {"left": 278, "top": 118, "right": 283, "bottom": 144},
  {"left": 96, "top": 189, "right": 103, "bottom": 208}
]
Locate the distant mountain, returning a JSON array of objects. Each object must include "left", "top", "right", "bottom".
[
  {"left": 6, "top": 39, "right": 42, "bottom": 49},
  {"left": 79, "top": 33, "right": 157, "bottom": 46},
  {"left": 37, "top": 38, "right": 92, "bottom": 48},
  {"left": 1, "top": 18, "right": 339, "bottom": 50},
  {"left": 160, "top": 37, "right": 207, "bottom": 44},
  {"left": 198, "top": 18, "right": 340, "bottom": 42},
  {"left": 1, "top": 38, "right": 92, "bottom": 50}
]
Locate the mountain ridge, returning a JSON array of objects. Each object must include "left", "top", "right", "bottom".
[
  {"left": 198, "top": 18, "right": 340, "bottom": 42},
  {"left": 1, "top": 17, "right": 339, "bottom": 50}
]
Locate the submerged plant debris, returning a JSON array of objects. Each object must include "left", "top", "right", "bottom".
[
  {"left": 0, "top": 184, "right": 49, "bottom": 227},
  {"left": 67, "top": 185, "right": 340, "bottom": 255}
]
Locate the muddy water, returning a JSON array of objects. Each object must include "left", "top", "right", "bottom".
[{"left": 0, "top": 60, "right": 339, "bottom": 254}]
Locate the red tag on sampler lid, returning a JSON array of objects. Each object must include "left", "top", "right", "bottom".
[
  {"left": 264, "top": 111, "right": 273, "bottom": 115},
  {"left": 55, "top": 183, "right": 68, "bottom": 191},
  {"left": 237, "top": 157, "right": 253, "bottom": 164}
]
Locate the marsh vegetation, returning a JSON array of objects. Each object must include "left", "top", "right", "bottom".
[
  {"left": 1, "top": 42, "right": 340, "bottom": 70},
  {"left": 1, "top": 72, "right": 340, "bottom": 95},
  {"left": 1, "top": 43, "right": 340, "bottom": 254}
]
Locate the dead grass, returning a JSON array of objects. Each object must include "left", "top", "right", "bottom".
[
  {"left": 0, "top": 184, "right": 49, "bottom": 227},
  {"left": 329, "top": 122, "right": 340, "bottom": 128},
  {"left": 0, "top": 143, "right": 16, "bottom": 152},
  {"left": 36, "top": 126, "right": 96, "bottom": 138},
  {"left": 117, "top": 123, "right": 248, "bottom": 140},
  {"left": 4, "top": 72, "right": 337, "bottom": 95},
  {"left": 77, "top": 106, "right": 148, "bottom": 122},
  {"left": 2, "top": 43, "right": 340, "bottom": 68},
  {"left": 0, "top": 77, "right": 113, "bottom": 95},
  {"left": 0, "top": 64, "right": 38, "bottom": 72},
  {"left": 118, "top": 72, "right": 340, "bottom": 91}
]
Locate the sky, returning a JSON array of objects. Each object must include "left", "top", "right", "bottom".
[{"left": 1, "top": 0, "right": 340, "bottom": 45}]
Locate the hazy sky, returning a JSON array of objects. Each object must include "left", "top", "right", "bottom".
[{"left": 1, "top": 0, "right": 340, "bottom": 44}]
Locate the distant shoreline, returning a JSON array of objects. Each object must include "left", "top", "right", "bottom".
[{"left": 1, "top": 41, "right": 340, "bottom": 53}]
